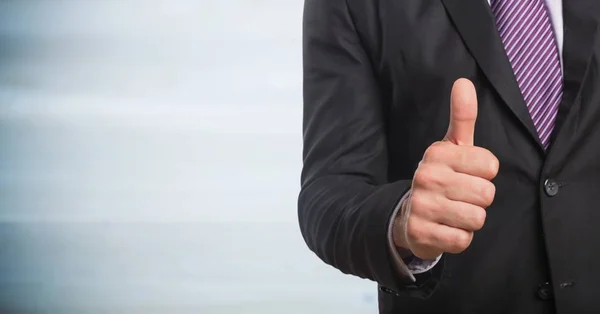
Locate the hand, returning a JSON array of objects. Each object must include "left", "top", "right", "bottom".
[{"left": 393, "top": 78, "right": 500, "bottom": 260}]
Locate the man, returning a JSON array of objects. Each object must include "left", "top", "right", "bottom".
[{"left": 298, "top": 0, "right": 600, "bottom": 313}]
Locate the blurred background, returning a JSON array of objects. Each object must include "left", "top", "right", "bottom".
[{"left": 0, "top": 1, "right": 377, "bottom": 313}]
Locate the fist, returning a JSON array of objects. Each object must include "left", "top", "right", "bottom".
[{"left": 393, "top": 78, "right": 500, "bottom": 260}]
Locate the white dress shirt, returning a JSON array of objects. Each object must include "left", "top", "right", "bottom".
[{"left": 388, "top": 0, "right": 564, "bottom": 282}]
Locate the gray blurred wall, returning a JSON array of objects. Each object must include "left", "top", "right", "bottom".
[{"left": 0, "top": 1, "right": 377, "bottom": 313}]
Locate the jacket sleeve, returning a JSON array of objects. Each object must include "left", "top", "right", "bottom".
[{"left": 298, "top": 0, "right": 443, "bottom": 298}]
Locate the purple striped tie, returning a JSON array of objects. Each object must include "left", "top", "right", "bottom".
[{"left": 491, "top": 0, "right": 563, "bottom": 149}]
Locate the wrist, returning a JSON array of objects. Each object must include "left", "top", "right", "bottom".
[{"left": 391, "top": 189, "right": 413, "bottom": 251}]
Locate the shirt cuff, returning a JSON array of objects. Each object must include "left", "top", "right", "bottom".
[{"left": 387, "top": 190, "right": 442, "bottom": 282}]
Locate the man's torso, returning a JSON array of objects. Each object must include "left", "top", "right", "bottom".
[{"left": 345, "top": 1, "right": 600, "bottom": 313}]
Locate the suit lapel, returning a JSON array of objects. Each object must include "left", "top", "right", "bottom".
[
  {"left": 441, "top": 0, "right": 544, "bottom": 150},
  {"left": 549, "top": 1, "right": 599, "bottom": 154}
]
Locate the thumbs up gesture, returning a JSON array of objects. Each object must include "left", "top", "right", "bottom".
[{"left": 393, "top": 79, "right": 500, "bottom": 260}]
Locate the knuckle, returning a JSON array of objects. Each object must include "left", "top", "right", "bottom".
[
  {"left": 414, "top": 164, "right": 444, "bottom": 188},
  {"left": 473, "top": 147, "right": 500, "bottom": 179},
  {"left": 406, "top": 219, "right": 424, "bottom": 243},
  {"left": 483, "top": 183, "right": 496, "bottom": 205},
  {"left": 423, "top": 142, "right": 445, "bottom": 161},
  {"left": 451, "top": 231, "right": 472, "bottom": 252},
  {"left": 487, "top": 154, "right": 500, "bottom": 178},
  {"left": 413, "top": 167, "right": 433, "bottom": 186},
  {"left": 472, "top": 208, "right": 487, "bottom": 230},
  {"left": 409, "top": 193, "right": 428, "bottom": 213}
]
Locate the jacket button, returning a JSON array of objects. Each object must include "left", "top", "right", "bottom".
[
  {"left": 536, "top": 282, "right": 553, "bottom": 300},
  {"left": 544, "top": 179, "right": 559, "bottom": 196}
]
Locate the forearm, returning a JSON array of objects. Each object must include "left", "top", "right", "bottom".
[{"left": 298, "top": 176, "right": 413, "bottom": 290}]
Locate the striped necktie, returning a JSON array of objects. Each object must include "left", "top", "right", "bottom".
[{"left": 491, "top": 0, "right": 563, "bottom": 149}]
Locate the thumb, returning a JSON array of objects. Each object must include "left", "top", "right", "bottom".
[{"left": 443, "top": 78, "right": 478, "bottom": 146}]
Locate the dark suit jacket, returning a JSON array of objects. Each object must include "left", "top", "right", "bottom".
[{"left": 298, "top": 0, "right": 600, "bottom": 313}]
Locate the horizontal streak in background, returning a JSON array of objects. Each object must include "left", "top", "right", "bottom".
[{"left": 0, "top": 1, "right": 377, "bottom": 313}]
